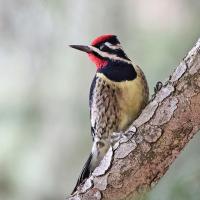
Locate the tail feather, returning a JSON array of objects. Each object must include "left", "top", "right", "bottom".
[{"left": 71, "top": 153, "right": 92, "bottom": 194}]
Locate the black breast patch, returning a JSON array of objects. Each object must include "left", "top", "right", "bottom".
[{"left": 97, "top": 62, "right": 137, "bottom": 82}]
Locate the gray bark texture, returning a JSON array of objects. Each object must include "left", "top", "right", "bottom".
[{"left": 68, "top": 38, "right": 200, "bottom": 200}]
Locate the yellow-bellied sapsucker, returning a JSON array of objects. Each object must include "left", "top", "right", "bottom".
[{"left": 70, "top": 34, "right": 149, "bottom": 193}]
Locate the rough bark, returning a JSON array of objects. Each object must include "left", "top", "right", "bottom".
[{"left": 68, "top": 38, "right": 200, "bottom": 200}]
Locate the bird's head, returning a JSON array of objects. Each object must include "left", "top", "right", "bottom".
[{"left": 69, "top": 34, "right": 131, "bottom": 69}]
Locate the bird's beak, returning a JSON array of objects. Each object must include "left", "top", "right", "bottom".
[{"left": 69, "top": 45, "right": 93, "bottom": 53}]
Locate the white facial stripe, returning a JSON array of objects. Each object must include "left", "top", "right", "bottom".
[
  {"left": 104, "top": 42, "right": 112, "bottom": 46},
  {"left": 89, "top": 45, "right": 131, "bottom": 64},
  {"left": 109, "top": 44, "right": 122, "bottom": 50},
  {"left": 104, "top": 42, "right": 122, "bottom": 50}
]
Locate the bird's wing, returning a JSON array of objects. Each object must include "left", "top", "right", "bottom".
[
  {"left": 89, "top": 76, "right": 119, "bottom": 139},
  {"left": 89, "top": 75, "right": 97, "bottom": 140}
]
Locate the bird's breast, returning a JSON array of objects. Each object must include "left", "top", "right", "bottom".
[
  {"left": 96, "top": 66, "right": 148, "bottom": 131},
  {"left": 117, "top": 78, "right": 146, "bottom": 130}
]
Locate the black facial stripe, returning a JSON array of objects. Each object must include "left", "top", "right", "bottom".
[
  {"left": 106, "top": 36, "right": 120, "bottom": 45},
  {"left": 92, "top": 47, "right": 130, "bottom": 62},
  {"left": 98, "top": 44, "right": 130, "bottom": 61},
  {"left": 100, "top": 45, "right": 110, "bottom": 52},
  {"left": 93, "top": 51, "right": 100, "bottom": 57},
  {"left": 107, "top": 48, "right": 130, "bottom": 60}
]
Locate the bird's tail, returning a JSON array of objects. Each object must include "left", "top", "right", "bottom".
[
  {"left": 71, "top": 153, "right": 93, "bottom": 194},
  {"left": 71, "top": 138, "right": 110, "bottom": 194}
]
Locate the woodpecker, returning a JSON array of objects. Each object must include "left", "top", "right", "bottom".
[{"left": 70, "top": 34, "right": 149, "bottom": 194}]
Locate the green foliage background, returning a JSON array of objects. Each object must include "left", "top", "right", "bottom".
[{"left": 0, "top": 0, "right": 200, "bottom": 199}]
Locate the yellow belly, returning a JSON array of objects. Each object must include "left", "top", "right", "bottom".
[{"left": 117, "top": 78, "right": 146, "bottom": 130}]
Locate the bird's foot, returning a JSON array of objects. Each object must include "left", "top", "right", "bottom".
[
  {"left": 154, "top": 81, "right": 163, "bottom": 93},
  {"left": 111, "top": 130, "right": 135, "bottom": 150},
  {"left": 151, "top": 81, "right": 163, "bottom": 100},
  {"left": 111, "top": 132, "right": 123, "bottom": 145}
]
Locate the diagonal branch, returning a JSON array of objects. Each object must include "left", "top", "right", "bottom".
[{"left": 68, "top": 38, "right": 200, "bottom": 200}]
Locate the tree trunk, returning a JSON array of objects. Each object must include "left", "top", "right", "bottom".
[{"left": 68, "top": 38, "right": 200, "bottom": 200}]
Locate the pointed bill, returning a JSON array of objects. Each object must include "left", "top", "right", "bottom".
[{"left": 69, "top": 45, "right": 93, "bottom": 53}]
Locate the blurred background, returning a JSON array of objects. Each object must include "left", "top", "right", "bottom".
[{"left": 0, "top": 0, "right": 200, "bottom": 200}]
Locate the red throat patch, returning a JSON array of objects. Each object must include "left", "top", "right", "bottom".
[
  {"left": 88, "top": 34, "right": 114, "bottom": 69},
  {"left": 91, "top": 34, "right": 114, "bottom": 46},
  {"left": 88, "top": 53, "right": 108, "bottom": 69}
]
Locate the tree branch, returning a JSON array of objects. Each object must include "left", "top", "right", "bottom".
[{"left": 68, "top": 38, "right": 200, "bottom": 200}]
